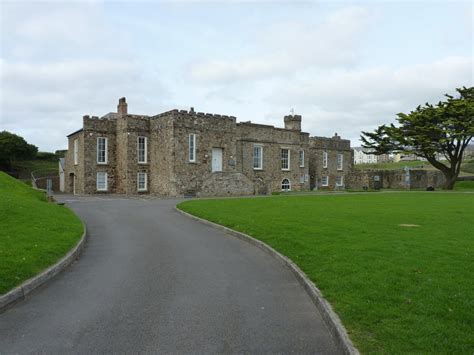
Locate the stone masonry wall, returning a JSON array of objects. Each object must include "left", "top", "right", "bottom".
[
  {"left": 309, "top": 135, "right": 353, "bottom": 190},
  {"left": 346, "top": 169, "right": 446, "bottom": 190},
  {"left": 236, "top": 122, "right": 310, "bottom": 193},
  {"left": 64, "top": 130, "right": 84, "bottom": 194},
  {"left": 170, "top": 110, "right": 238, "bottom": 196},
  {"left": 82, "top": 116, "right": 117, "bottom": 194}
]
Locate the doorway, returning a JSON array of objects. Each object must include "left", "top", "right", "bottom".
[{"left": 212, "top": 148, "right": 223, "bottom": 172}]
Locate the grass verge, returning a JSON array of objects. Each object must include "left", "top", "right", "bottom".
[
  {"left": 178, "top": 193, "right": 474, "bottom": 354},
  {"left": 0, "top": 172, "right": 83, "bottom": 294}
]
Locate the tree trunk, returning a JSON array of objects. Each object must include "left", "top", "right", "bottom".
[{"left": 441, "top": 171, "right": 457, "bottom": 190}]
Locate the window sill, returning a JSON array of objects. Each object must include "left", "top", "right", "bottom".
[
  {"left": 138, "top": 162, "right": 149, "bottom": 165},
  {"left": 253, "top": 168, "right": 263, "bottom": 171},
  {"left": 97, "top": 162, "right": 108, "bottom": 165},
  {"left": 281, "top": 169, "right": 291, "bottom": 171}
]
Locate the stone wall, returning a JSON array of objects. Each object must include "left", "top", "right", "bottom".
[
  {"left": 64, "top": 98, "right": 355, "bottom": 197},
  {"left": 198, "top": 172, "right": 254, "bottom": 197},
  {"left": 82, "top": 116, "right": 117, "bottom": 194},
  {"left": 347, "top": 169, "right": 446, "bottom": 190},
  {"left": 309, "top": 135, "right": 353, "bottom": 190},
  {"left": 236, "top": 122, "right": 310, "bottom": 193},
  {"left": 64, "top": 130, "right": 84, "bottom": 194},
  {"left": 169, "top": 110, "right": 238, "bottom": 196}
]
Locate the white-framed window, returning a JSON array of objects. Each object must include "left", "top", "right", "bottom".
[
  {"left": 97, "top": 137, "right": 108, "bottom": 164},
  {"left": 281, "top": 178, "right": 291, "bottom": 191},
  {"left": 337, "top": 153, "right": 344, "bottom": 170},
  {"left": 281, "top": 148, "right": 290, "bottom": 170},
  {"left": 336, "top": 175, "right": 344, "bottom": 187},
  {"left": 137, "top": 172, "right": 147, "bottom": 191},
  {"left": 96, "top": 172, "right": 107, "bottom": 191},
  {"left": 299, "top": 175, "right": 305, "bottom": 183},
  {"left": 137, "top": 136, "right": 147, "bottom": 164},
  {"left": 189, "top": 133, "right": 196, "bottom": 162},
  {"left": 323, "top": 151, "right": 328, "bottom": 168},
  {"left": 253, "top": 145, "right": 263, "bottom": 170},
  {"left": 73, "top": 139, "right": 78, "bottom": 165},
  {"left": 321, "top": 176, "right": 329, "bottom": 186},
  {"left": 299, "top": 150, "right": 304, "bottom": 167}
]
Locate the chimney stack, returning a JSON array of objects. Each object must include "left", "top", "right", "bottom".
[{"left": 117, "top": 97, "right": 127, "bottom": 115}]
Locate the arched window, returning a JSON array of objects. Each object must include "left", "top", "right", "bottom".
[{"left": 281, "top": 178, "right": 291, "bottom": 191}]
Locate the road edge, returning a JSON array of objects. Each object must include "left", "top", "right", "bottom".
[
  {"left": 175, "top": 206, "right": 359, "bottom": 355},
  {"left": 0, "top": 217, "right": 87, "bottom": 314}
]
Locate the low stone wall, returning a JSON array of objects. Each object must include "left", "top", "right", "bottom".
[
  {"left": 347, "top": 169, "right": 446, "bottom": 190},
  {"left": 197, "top": 172, "right": 255, "bottom": 197}
]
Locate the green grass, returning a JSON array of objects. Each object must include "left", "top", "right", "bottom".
[
  {"left": 178, "top": 193, "right": 474, "bottom": 354},
  {"left": 0, "top": 172, "right": 83, "bottom": 294},
  {"left": 455, "top": 180, "right": 474, "bottom": 191}
]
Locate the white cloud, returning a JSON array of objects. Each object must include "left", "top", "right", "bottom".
[
  {"left": 264, "top": 56, "right": 473, "bottom": 145},
  {"left": 0, "top": 2, "right": 167, "bottom": 151},
  {"left": 187, "top": 6, "right": 375, "bottom": 83}
]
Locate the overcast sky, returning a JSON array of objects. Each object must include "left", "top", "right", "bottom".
[{"left": 1, "top": 0, "right": 472, "bottom": 152}]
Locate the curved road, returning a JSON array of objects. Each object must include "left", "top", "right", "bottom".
[{"left": 0, "top": 196, "right": 341, "bottom": 354}]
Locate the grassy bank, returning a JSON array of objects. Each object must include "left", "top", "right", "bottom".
[
  {"left": 178, "top": 193, "right": 474, "bottom": 353},
  {"left": 0, "top": 172, "right": 83, "bottom": 294}
]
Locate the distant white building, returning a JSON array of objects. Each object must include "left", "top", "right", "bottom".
[{"left": 353, "top": 147, "right": 378, "bottom": 164}]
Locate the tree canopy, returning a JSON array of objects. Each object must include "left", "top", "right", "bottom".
[
  {"left": 361, "top": 87, "right": 474, "bottom": 189},
  {"left": 0, "top": 131, "right": 38, "bottom": 169}
]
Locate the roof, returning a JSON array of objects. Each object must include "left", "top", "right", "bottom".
[{"left": 67, "top": 128, "right": 83, "bottom": 137}]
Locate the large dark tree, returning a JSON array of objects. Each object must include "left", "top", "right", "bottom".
[
  {"left": 361, "top": 87, "right": 474, "bottom": 189},
  {"left": 0, "top": 131, "right": 38, "bottom": 170}
]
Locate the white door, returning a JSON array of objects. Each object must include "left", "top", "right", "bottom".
[{"left": 212, "top": 148, "right": 223, "bottom": 172}]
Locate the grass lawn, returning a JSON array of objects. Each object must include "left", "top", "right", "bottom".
[
  {"left": 0, "top": 172, "right": 83, "bottom": 294},
  {"left": 178, "top": 193, "right": 474, "bottom": 354},
  {"left": 455, "top": 180, "right": 474, "bottom": 191}
]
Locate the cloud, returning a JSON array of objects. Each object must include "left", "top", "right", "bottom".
[
  {"left": 187, "top": 6, "right": 375, "bottom": 83},
  {"left": 264, "top": 56, "right": 473, "bottom": 145},
  {"left": 0, "top": 2, "right": 168, "bottom": 151}
]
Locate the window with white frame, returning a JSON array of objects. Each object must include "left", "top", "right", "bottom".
[
  {"left": 97, "top": 137, "right": 108, "bottom": 164},
  {"left": 299, "top": 150, "right": 304, "bottom": 167},
  {"left": 281, "top": 178, "right": 291, "bottom": 191},
  {"left": 137, "top": 136, "right": 147, "bottom": 163},
  {"left": 323, "top": 151, "right": 328, "bottom": 168},
  {"left": 96, "top": 172, "right": 107, "bottom": 191},
  {"left": 336, "top": 175, "right": 344, "bottom": 187},
  {"left": 74, "top": 139, "right": 78, "bottom": 165},
  {"left": 337, "top": 153, "right": 344, "bottom": 170},
  {"left": 299, "top": 175, "right": 305, "bottom": 183},
  {"left": 281, "top": 149, "right": 290, "bottom": 170},
  {"left": 137, "top": 172, "right": 147, "bottom": 191},
  {"left": 189, "top": 134, "right": 196, "bottom": 162},
  {"left": 321, "top": 175, "right": 329, "bottom": 186},
  {"left": 253, "top": 145, "right": 263, "bottom": 169}
]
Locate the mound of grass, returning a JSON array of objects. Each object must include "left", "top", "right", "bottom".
[
  {"left": 0, "top": 172, "right": 83, "bottom": 294},
  {"left": 461, "top": 159, "right": 474, "bottom": 174},
  {"left": 455, "top": 180, "right": 474, "bottom": 191},
  {"left": 178, "top": 193, "right": 474, "bottom": 353}
]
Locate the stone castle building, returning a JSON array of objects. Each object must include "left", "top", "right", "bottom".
[{"left": 64, "top": 98, "right": 352, "bottom": 196}]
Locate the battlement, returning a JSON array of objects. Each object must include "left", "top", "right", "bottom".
[
  {"left": 153, "top": 107, "right": 236, "bottom": 121},
  {"left": 284, "top": 114, "right": 302, "bottom": 131}
]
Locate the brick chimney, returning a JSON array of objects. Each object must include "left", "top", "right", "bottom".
[
  {"left": 117, "top": 97, "right": 127, "bottom": 115},
  {"left": 284, "top": 114, "right": 302, "bottom": 131}
]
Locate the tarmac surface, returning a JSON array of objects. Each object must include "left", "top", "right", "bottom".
[{"left": 0, "top": 195, "right": 341, "bottom": 354}]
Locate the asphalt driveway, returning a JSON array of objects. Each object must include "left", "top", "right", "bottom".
[{"left": 0, "top": 195, "right": 341, "bottom": 354}]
